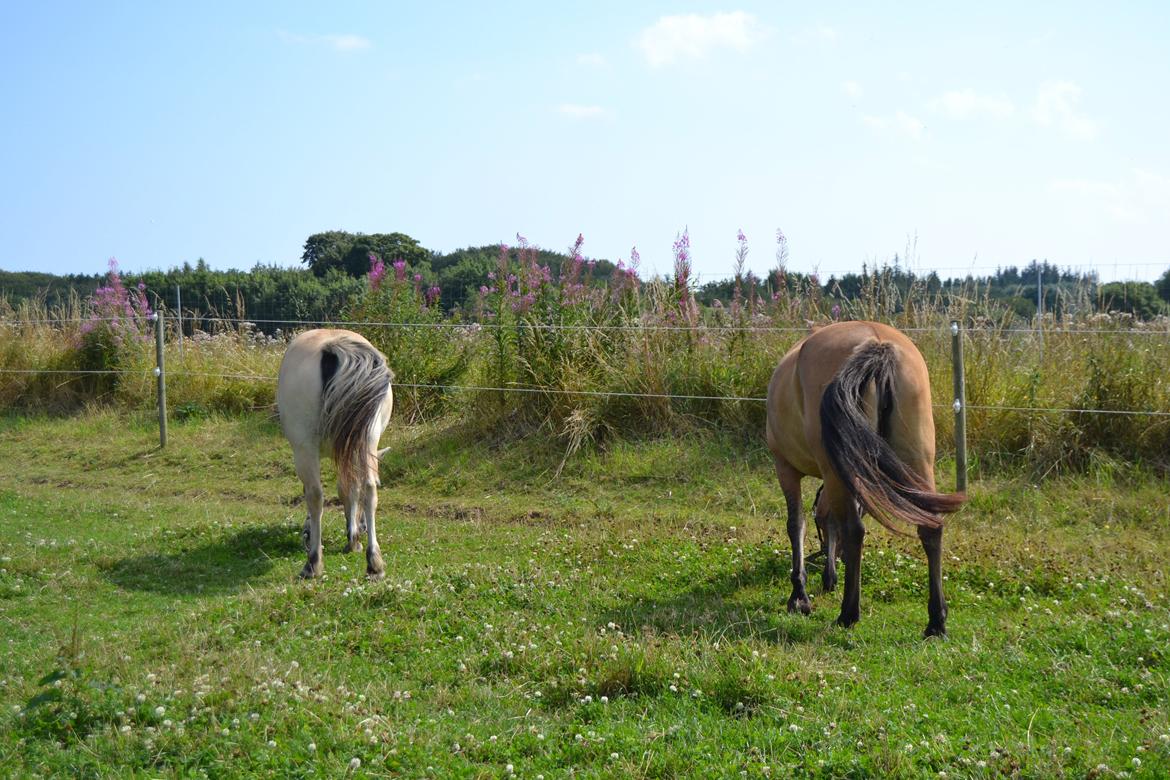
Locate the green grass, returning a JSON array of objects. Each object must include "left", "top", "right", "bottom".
[{"left": 1, "top": 412, "right": 1168, "bottom": 778}]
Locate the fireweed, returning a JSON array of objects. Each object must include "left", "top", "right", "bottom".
[
  {"left": 74, "top": 258, "right": 154, "bottom": 393},
  {"left": 470, "top": 233, "right": 653, "bottom": 442},
  {"left": 346, "top": 253, "right": 469, "bottom": 422}
]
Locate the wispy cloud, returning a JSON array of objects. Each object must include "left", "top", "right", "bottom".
[
  {"left": 862, "top": 111, "right": 926, "bottom": 141},
  {"left": 1050, "top": 168, "right": 1169, "bottom": 223},
  {"left": 842, "top": 80, "right": 863, "bottom": 99},
  {"left": 931, "top": 88, "right": 1014, "bottom": 120},
  {"left": 576, "top": 52, "right": 607, "bottom": 68},
  {"left": 815, "top": 24, "right": 838, "bottom": 42},
  {"left": 637, "top": 11, "right": 764, "bottom": 68},
  {"left": 791, "top": 23, "right": 840, "bottom": 46},
  {"left": 277, "top": 30, "right": 372, "bottom": 52},
  {"left": 1033, "top": 81, "right": 1098, "bottom": 140},
  {"left": 558, "top": 104, "right": 609, "bottom": 120}
]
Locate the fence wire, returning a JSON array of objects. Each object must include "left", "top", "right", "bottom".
[
  {"left": 158, "top": 371, "right": 1170, "bottom": 418},
  {"left": 3, "top": 318, "right": 1170, "bottom": 418},
  {"left": 4, "top": 314, "right": 1170, "bottom": 337}
]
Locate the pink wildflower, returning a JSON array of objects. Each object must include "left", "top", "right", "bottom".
[{"left": 368, "top": 253, "right": 386, "bottom": 291}]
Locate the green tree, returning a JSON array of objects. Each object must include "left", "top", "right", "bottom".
[
  {"left": 301, "top": 231, "right": 432, "bottom": 278},
  {"left": 342, "top": 233, "right": 432, "bottom": 277},
  {"left": 301, "top": 231, "right": 354, "bottom": 276},
  {"left": 1156, "top": 267, "right": 1170, "bottom": 304},
  {"left": 1098, "top": 281, "right": 1168, "bottom": 319}
]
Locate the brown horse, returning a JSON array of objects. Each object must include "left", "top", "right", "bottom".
[{"left": 765, "top": 321, "right": 965, "bottom": 637}]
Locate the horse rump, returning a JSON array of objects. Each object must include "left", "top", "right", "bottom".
[
  {"left": 318, "top": 334, "right": 395, "bottom": 494},
  {"left": 819, "top": 341, "right": 965, "bottom": 534}
]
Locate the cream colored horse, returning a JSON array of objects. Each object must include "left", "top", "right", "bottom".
[
  {"left": 766, "top": 321, "right": 965, "bottom": 637},
  {"left": 277, "top": 329, "right": 394, "bottom": 579}
]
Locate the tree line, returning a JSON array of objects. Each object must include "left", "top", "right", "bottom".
[{"left": 3, "top": 231, "right": 1169, "bottom": 325}]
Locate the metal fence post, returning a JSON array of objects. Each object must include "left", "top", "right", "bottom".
[
  {"left": 950, "top": 320, "right": 967, "bottom": 492},
  {"left": 175, "top": 284, "right": 184, "bottom": 359},
  {"left": 154, "top": 310, "right": 168, "bottom": 448}
]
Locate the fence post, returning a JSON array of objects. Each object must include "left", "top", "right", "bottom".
[
  {"left": 154, "top": 310, "right": 168, "bottom": 448},
  {"left": 950, "top": 320, "right": 967, "bottom": 492},
  {"left": 175, "top": 284, "right": 184, "bottom": 358}
]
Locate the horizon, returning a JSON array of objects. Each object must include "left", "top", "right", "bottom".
[
  {"left": 2, "top": 3, "right": 1169, "bottom": 285},
  {"left": 1, "top": 240, "right": 1155, "bottom": 290}
]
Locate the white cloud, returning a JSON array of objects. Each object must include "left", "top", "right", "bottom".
[
  {"left": 1050, "top": 168, "right": 1169, "bottom": 223},
  {"left": 637, "top": 11, "right": 763, "bottom": 67},
  {"left": 791, "top": 23, "right": 840, "bottom": 46},
  {"left": 323, "top": 34, "right": 371, "bottom": 52},
  {"left": 842, "top": 80, "right": 863, "bottom": 99},
  {"left": 558, "top": 104, "right": 609, "bottom": 120},
  {"left": 576, "top": 52, "right": 607, "bottom": 68},
  {"left": 277, "top": 30, "right": 371, "bottom": 52},
  {"left": 931, "top": 89, "right": 1014, "bottom": 120},
  {"left": 1033, "top": 81, "right": 1098, "bottom": 139},
  {"left": 862, "top": 111, "right": 926, "bottom": 141},
  {"left": 815, "top": 24, "right": 838, "bottom": 42}
]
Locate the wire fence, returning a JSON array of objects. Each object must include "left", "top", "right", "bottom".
[
  {"left": 4, "top": 313, "right": 1170, "bottom": 337},
  {"left": 3, "top": 315, "right": 1170, "bottom": 424},
  {"left": 3, "top": 367, "right": 1170, "bottom": 418}
]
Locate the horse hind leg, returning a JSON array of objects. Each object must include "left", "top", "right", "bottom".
[
  {"left": 775, "top": 458, "right": 811, "bottom": 615},
  {"left": 362, "top": 477, "right": 384, "bottom": 579},
  {"left": 918, "top": 524, "right": 947, "bottom": 637},
  {"left": 339, "top": 478, "right": 362, "bottom": 554},
  {"left": 293, "top": 446, "right": 325, "bottom": 578},
  {"left": 834, "top": 487, "right": 865, "bottom": 628},
  {"left": 359, "top": 445, "right": 385, "bottom": 579},
  {"left": 813, "top": 486, "right": 839, "bottom": 593}
]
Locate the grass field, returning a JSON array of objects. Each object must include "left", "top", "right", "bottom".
[{"left": 1, "top": 411, "right": 1168, "bottom": 778}]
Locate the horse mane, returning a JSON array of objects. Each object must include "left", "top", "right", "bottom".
[
  {"left": 819, "top": 341, "right": 965, "bottom": 535},
  {"left": 319, "top": 334, "right": 394, "bottom": 494}
]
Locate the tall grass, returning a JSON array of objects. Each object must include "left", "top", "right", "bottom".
[{"left": 3, "top": 237, "right": 1169, "bottom": 475}]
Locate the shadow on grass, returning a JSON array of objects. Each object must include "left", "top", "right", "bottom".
[
  {"left": 600, "top": 554, "right": 843, "bottom": 646},
  {"left": 100, "top": 522, "right": 302, "bottom": 596}
]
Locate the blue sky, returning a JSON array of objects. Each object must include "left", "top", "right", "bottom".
[{"left": 2, "top": 2, "right": 1168, "bottom": 282}]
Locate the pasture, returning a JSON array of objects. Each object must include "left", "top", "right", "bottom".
[{"left": 1, "top": 410, "right": 1167, "bottom": 778}]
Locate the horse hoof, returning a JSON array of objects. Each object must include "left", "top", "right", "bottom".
[
  {"left": 787, "top": 597, "right": 811, "bottom": 616},
  {"left": 344, "top": 540, "right": 363, "bottom": 554},
  {"left": 835, "top": 611, "right": 859, "bottom": 629},
  {"left": 822, "top": 574, "right": 837, "bottom": 593},
  {"left": 366, "top": 549, "right": 385, "bottom": 579},
  {"left": 924, "top": 624, "right": 947, "bottom": 639},
  {"left": 299, "top": 563, "right": 323, "bottom": 579}
]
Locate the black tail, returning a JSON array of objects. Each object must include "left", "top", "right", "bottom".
[
  {"left": 819, "top": 341, "right": 964, "bottom": 534},
  {"left": 319, "top": 335, "right": 394, "bottom": 493}
]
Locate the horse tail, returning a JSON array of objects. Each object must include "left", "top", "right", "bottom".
[
  {"left": 819, "top": 341, "right": 964, "bottom": 535},
  {"left": 319, "top": 334, "right": 394, "bottom": 495}
]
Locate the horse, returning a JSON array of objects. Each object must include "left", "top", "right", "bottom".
[
  {"left": 276, "top": 328, "right": 394, "bottom": 580},
  {"left": 765, "top": 321, "right": 965, "bottom": 637}
]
